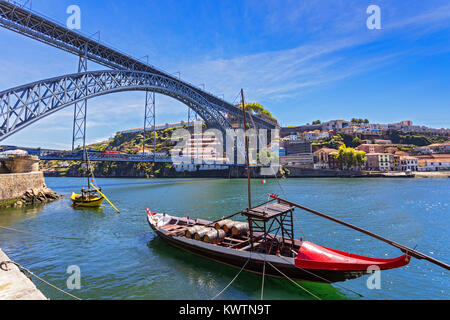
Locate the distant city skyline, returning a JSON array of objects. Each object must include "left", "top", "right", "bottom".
[{"left": 1, "top": 0, "right": 449, "bottom": 149}]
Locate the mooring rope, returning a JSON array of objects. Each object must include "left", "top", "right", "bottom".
[
  {"left": 1, "top": 260, "right": 82, "bottom": 300},
  {"left": 275, "top": 253, "right": 364, "bottom": 298},
  {"left": 0, "top": 225, "right": 85, "bottom": 241},
  {"left": 266, "top": 261, "right": 321, "bottom": 300},
  {"left": 210, "top": 253, "right": 252, "bottom": 300},
  {"left": 0, "top": 225, "right": 148, "bottom": 242}
]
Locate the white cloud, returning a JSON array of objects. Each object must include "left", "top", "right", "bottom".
[{"left": 176, "top": 2, "right": 450, "bottom": 110}]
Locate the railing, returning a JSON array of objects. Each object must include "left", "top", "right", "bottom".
[
  {"left": 36, "top": 149, "right": 269, "bottom": 167},
  {"left": 39, "top": 150, "right": 171, "bottom": 163}
]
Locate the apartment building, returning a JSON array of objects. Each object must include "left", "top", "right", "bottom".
[
  {"left": 417, "top": 155, "right": 450, "bottom": 171},
  {"left": 356, "top": 144, "right": 385, "bottom": 154},
  {"left": 366, "top": 153, "right": 392, "bottom": 171},
  {"left": 400, "top": 156, "right": 419, "bottom": 172},
  {"left": 280, "top": 153, "right": 314, "bottom": 168}
]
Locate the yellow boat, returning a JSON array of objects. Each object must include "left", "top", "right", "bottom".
[{"left": 71, "top": 189, "right": 104, "bottom": 207}]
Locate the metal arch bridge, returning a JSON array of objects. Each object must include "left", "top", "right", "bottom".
[
  {"left": 0, "top": 1, "right": 277, "bottom": 144},
  {"left": 0, "top": 70, "right": 235, "bottom": 141}
]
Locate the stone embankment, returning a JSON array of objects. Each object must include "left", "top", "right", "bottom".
[
  {"left": 0, "top": 249, "right": 47, "bottom": 300},
  {"left": 11, "top": 187, "right": 62, "bottom": 208},
  {"left": 0, "top": 172, "right": 62, "bottom": 209}
]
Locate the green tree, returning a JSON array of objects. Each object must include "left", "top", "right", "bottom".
[
  {"left": 351, "top": 136, "right": 362, "bottom": 147},
  {"left": 354, "top": 150, "right": 367, "bottom": 167},
  {"left": 334, "top": 145, "right": 366, "bottom": 169},
  {"left": 240, "top": 103, "right": 276, "bottom": 121},
  {"left": 312, "top": 120, "right": 321, "bottom": 125}
]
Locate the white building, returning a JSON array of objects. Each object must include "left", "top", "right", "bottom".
[
  {"left": 418, "top": 156, "right": 450, "bottom": 171},
  {"left": 400, "top": 156, "right": 418, "bottom": 172}
]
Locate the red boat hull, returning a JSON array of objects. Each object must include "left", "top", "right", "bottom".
[{"left": 295, "top": 241, "right": 410, "bottom": 271}]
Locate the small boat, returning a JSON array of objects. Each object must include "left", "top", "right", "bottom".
[
  {"left": 70, "top": 151, "right": 119, "bottom": 212},
  {"left": 71, "top": 188, "right": 104, "bottom": 207},
  {"left": 147, "top": 204, "right": 410, "bottom": 283}
]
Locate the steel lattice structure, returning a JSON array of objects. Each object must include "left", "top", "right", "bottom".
[
  {"left": 0, "top": 0, "right": 277, "bottom": 140},
  {"left": 0, "top": 70, "right": 239, "bottom": 141}
]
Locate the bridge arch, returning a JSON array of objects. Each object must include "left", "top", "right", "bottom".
[{"left": 0, "top": 70, "right": 234, "bottom": 141}]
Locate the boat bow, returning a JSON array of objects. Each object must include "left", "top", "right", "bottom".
[{"left": 295, "top": 241, "right": 410, "bottom": 271}]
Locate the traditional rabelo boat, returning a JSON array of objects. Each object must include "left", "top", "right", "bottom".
[
  {"left": 71, "top": 152, "right": 104, "bottom": 208},
  {"left": 71, "top": 187, "right": 104, "bottom": 207},
  {"left": 71, "top": 152, "right": 119, "bottom": 212},
  {"left": 147, "top": 89, "right": 449, "bottom": 285}
]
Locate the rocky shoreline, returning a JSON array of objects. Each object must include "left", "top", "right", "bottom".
[{"left": 0, "top": 187, "right": 62, "bottom": 209}]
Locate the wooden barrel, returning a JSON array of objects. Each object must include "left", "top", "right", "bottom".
[
  {"left": 194, "top": 227, "right": 215, "bottom": 241},
  {"left": 231, "top": 222, "right": 249, "bottom": 236},
  {"left": 214, "top": 219, "right": 232, "bottom": 230},
  {"left": 185, "top": 226, "right": 203, "bottom": 239},
  {"left": 203, "top": 229, "right": 226, "bottom": 244},
  {"left": 223, "top": 221, "right": 238, "bottom": 234}
]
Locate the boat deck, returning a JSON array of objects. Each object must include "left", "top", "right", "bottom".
[
  {"left": 159, "top": 217, "right": 301, "bottom": 256},
  {"left": 245, "top": 202, "right": 295, "bottom": 220}
]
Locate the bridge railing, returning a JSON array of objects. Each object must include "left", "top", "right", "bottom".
[{"left": 37, "top": 149, "right": 255, "bottom": 166}]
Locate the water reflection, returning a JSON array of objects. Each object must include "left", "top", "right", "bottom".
[
  {"left": 0, "top": 204, "right": 46, "bottom": 228},
  {"left": 147, "top": 237, "right": 347, "bottom": 300}
]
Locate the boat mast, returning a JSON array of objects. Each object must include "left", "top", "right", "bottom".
[
  {"left": 241, "top": 89, "right": 256, "bottom": 251},
  {"left": 241, "top": 89, "right": 251, "bottom": 209},
  {"left": 85, "top": 149, "right": 90, "bottom": 190}
]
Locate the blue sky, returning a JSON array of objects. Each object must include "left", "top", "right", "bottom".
[{"left": 1, "top": 0, "right": 450, "bottom": 149}]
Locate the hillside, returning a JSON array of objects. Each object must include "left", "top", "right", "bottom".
[{"left": 41, "top": 124, "right": 199, "bottom": 178}]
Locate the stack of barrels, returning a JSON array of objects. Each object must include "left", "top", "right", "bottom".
[
  {"left": 215, "top": 219, "right": 249, "bottom": 237},
  {"left": 184, "top": 219, "right": 250, "bottom": 244},
  {"left": 185, "top": 225, "right": 226, "bottom": 244}
]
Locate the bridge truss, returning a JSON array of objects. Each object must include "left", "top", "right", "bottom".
[
  {"left": 0, "top": 0, "right": 276, "bottom": 132},
  {"left": 0, "top": 70, "right": 235, "bottom": 141},
  {"left": 0, "top": 0, "right": 276, "bottom": 167}
]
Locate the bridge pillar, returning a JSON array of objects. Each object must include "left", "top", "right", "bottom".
[
  {"left": 71, "top": 45, "right": 88, "bottom": 157},
  {"left": 143, "top": 91, "right": 156, "bottom": 161}
]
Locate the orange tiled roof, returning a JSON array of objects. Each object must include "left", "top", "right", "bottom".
[
  {"left": 314, "top": 147, "right": 338, "bottom": 154},
  {"left": 416, "top": 154, "right": 450, "bottom": 161}
]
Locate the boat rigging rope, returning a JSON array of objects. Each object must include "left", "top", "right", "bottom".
[
  {"left": 261, "top": 260, "right": 266, "bottom": 300},
  {"left": 85, "top": 152, "right": 98, "bottom": 188},
  {"left": 275, "top": 253, "right": 364, "bottom": 298},
  {"left": 266, "top": 261, "right": 321, "bottom": 300},
  {"left": 210, "top": 253, "right": 252, "bottom": 300},
  {"left": 245, "top": 106, "right": 288, "bottom": 201},
  {"left": 1, "top": 260, "right": 82, "bottom": 300}
]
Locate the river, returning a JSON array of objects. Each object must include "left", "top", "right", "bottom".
[{"left": 0, "top": 177, "right": 448, "bottom": 300}]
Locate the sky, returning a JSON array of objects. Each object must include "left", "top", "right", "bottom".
[{"left": 1, "top": 0, "right": 450, "bottom": 149}]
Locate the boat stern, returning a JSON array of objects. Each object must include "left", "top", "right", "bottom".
[{"left": 146, "top": 209, "right": 173, "bottom": 230}]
